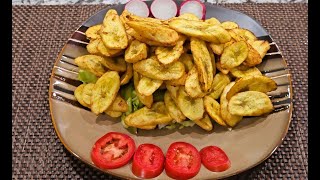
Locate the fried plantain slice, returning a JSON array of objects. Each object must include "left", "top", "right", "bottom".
[
  {"left": 176, "top": 87, "right": 204, "bottom": 121},
  {"left": 133, "top": 56, "right": 185, "bottom": 80},
  {"left": 155, "top": 35, "right": 186, "bottom": 65},
  {"left": 105, "top": 110, "right": 123, "bottom": 118},
  {"left": 100, "top": 56, "right": 127, "bottom": 72},
  {"left": 209, "top": 42, "right": 224, "bottom": 55},
  {"left": 127, "top": 21, "right": 179, "bottom": 46},
  {"left": 190, "top": 38, "right": 214, "bottom": 92},
  {"left": 165, "top": 73, "right": 187, "bottom": 86},
  {"left": 247, "top": 40, "right": 270, "bottom": 59},
  {"left": 230, "top": 28, "right": 257, "bottom": 41},
  {"left": 82, "top": 83, "right": 95, "bottom": 106},
  {"left": 194, "top": 113, "right": 213, "bottom": 131},
  {"left": 97, "top": 40, "right": 123, "bottom": 57},
  {"left": 166, "top": 84, "right": 180, "bottom": 104},
  {"left": 220, "top": 82, "right": 243, "bottom": 127},
  {"left": 108, "top": 95, "right": 128, "bottom": 112},
  {"left": 133, "top": 71, "right": 153, "bottom": 108},
  {"left": 74, "top": 84, "right": 90, "bottom": 108},
  {"left": 205, "top": 17, "right": 221, "bottom": 26},
  {"left": 137, "top": 76, "right": 163, "bottom": 96},
  {"left": 179, "top": 53, "right": 194, "bottom": 72},
  {"left": 220, "top": 21, "right": 239, "bottom": 30},
  {"left": 208, "top": 72, "right": 231, "bottom": 99},
  {"left": 226, "top": 75, "right": 277, "bottom": 101},
  {"left": 169, "top": 19, "right": 231, "bottom": 44},
  {"left": 90, "top": 71, "right": 120, "bottom": 115},
  {"left": 87, "top": 39, "right": 101, "bottom": 55},
  {"left": 100, "top": 9, "right": 128, "bottom": 49},
  {"left": 185, "top": 67, "right": 206, "bottom": 98},
  {"left": 228, "top": 91, "right": 274, "bottom": 116},
  {"left": 216, "top": 60, "right": 230, "bottom": 75},
  {"left": 204, "top": 96, "right": 227, "bottom": 126},
  {"left": 124, "top": 40, "right": 148, "bottom": 63},
  {"left": 243, "top": 42, "right": 262, "bottom": 67},
  {"left": 229, "top": 64, "right": 262, "bottom": 78},
  {"left": 74, "top": 55, "right": 106, "bottom": 77},
  {"left": 220, "top": 41, "right": 249, "bottom": 69},
  {"left": 164, "top": 91, "right": 186, "bottom": 123},
  {"left": 85, "top": 24, "right": 102, "bottom": 40},
  {"left": 124, "top": 102, "right": 173, "bottom": 127},
  {"left": 120, "top": 63, "right": 133, "bottom": 85}
]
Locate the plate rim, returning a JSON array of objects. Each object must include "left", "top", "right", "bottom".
[{"left": 48, "top": 2, "right": 294, "bottom": 179}]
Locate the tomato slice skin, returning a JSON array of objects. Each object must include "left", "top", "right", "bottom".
[
  {"left": 199, "top": 146, "right": 231, "bottom": 172},
  {"left": 132, "top": 143, "right": 165, "bottom": 179},
  {"left": 165, "top": 142, "right": 201, "bottom": 180},
  {"left": 91, "top": 132, "right": 136, "bottom": 169}
]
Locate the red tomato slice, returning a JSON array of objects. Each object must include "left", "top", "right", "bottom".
[
  {"left": 165, "top": 142, "right": 201, "bottom": 180},
  {"left": 199, "top": 146, "right": 231, "bottom": 172},
  {"left": 132, "top": 144, "right": 165, "bottom": 179},
  {"left": 91, "top": 132, "right": 135, "bottom": 169}
]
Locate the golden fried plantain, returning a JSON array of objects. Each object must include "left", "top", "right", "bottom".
[
  {"left": 137, "top": 76, "right": 163, "bottom": 96},
  {"left": 108, "top": 95, "right": 128, "bottom": 112},
  {"left": 133, "top": 71, "right": 153, "bottom": 108},
  {"left": 209, "top": 42, "right": 224, "bottom": 55},
  {"left": 165, "top": 73, "right": 187, "bottom": 86},
  {"left": 164, "top": 91, "right": 186, "bottom": 123},
  {"left": 205, "top": 17, "right": 221, "bottom": 26},
  {"left": 208, "top": 72, "right": 231, "bottom": 99},
  {"left": 221, "top": 21, "right": 239, "bottom": 30},
  {"left": 127, "top": 21, "right": 179, "bottom": 46},
  {"left": 185, "top": 67, "right": 206, "bottom": 98},
  {"left": 176, "top": 87, "right": 204, "bottom": 121},
  {"left": 230, "top": 64, "right": 262, "bottom": 78},
  {"left": 220, "top": 82, "right": 243, "bottom": 127},
  {"left": 204, "top": 96, "right": 227, "bottom": 126},
  {"left": 226, "top": 75, "right": 277, "bottom": 101},
  {"left": 90, "top": 71, "right": 120, "bottom": 115},
  {"left": 105, "top": 110, "right": 123, "bottom": 118},
  {"left": 247, "top": 40, "right": 270, "bottom": 59},
  {"left": 85, "top": 24, "right": 102, "bottom": 40},
  {"left": 74, "top": 84, "right": 90, "bottom": 108},
  {"left": 120, "top": 63, "right": 133, "bottom": 85},
  {"left": 243, "top": 42, "right": 262, "bottom": 67},
  {"left": 220, "top": 41, "right": 249, "bottom": 69},
  {"left": 100, "top": 9, "right": 128, "bottom": 49},
  {"left": 194, "top": 113, "right": 213, "bottom": 131},
  {"left": 74, "top": 55, "right": 106, "bottom": 77},
  {"left": 133, "top": 56, "right": 185, "bottom": 80},
  {"left": 190, "top": 38, "right": 214, "bottom": 92},
  {"left": 82, "top": 83, "right": 95, "bottom": 105},
  {"left": 216, "top": 60, "right": 229, "bottom": 74},
  {"left": 230, "top": 28, "right": 257, "bottom": 41},
  {"left": 97, "top": 40, "right": 123, "bottom": 57},
  {"left": 169, "top": 19, "right": 231, "bottom": 44},
  {"left": 87, "top": 39, "right": 101, "bottom": 55},
  {"left": 179, "top": 53, "right": 194, "bottom": 72},
  {"left": 124, "top": 102, "right": 173, "bottom": 127},
  {"left": 100, "top": 56, "right": 127, "bottom": 72},
  {"left": 228, "top": 91, "right": 274, "bottom": 116},
  {"left": 155, "top": 35, "right": 186, "bottom": 65},
  {"left": 124, "top": 40, "right": 148, "bottom": 63}
]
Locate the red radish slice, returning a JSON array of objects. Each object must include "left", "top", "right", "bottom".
[
  {"left": 125, "top": 0, "right": 150, "bottom": 17},
  {"left": 179, "top": 0, "right": 206, "bottom": 20},
  {"left": 151, "top": 0, "right": 178, "bottom": 20}
]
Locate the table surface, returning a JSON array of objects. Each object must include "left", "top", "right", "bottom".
[
  {"left": 12, "top": 0, "right": 308, "bottom": 5},
  {"left": 12, "top": 3, "right": 308, "bottom": 179}
]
